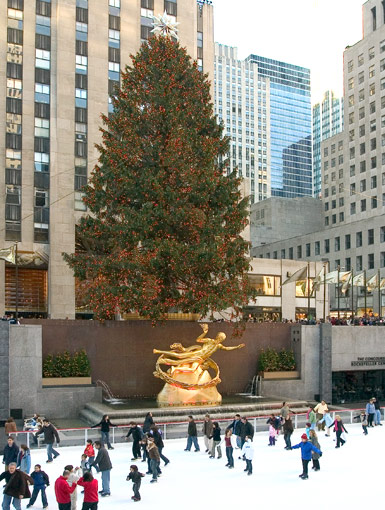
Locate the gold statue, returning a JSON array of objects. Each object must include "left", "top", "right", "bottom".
[{"left": 153, "top": 324, "right": 245, "bottom": 406}]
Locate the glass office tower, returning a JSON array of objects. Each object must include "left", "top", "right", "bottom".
[{"left": 246, "top": 55, "right": 312, "bottom": 198}]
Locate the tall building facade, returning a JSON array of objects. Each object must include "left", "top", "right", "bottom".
[
  {"left": 214, "top": 44, "right": 269, "bottom": 204},
  {"left": 246, "top": 54, "right": 312, "bottom": 198},
  {"left": 252, "top": 0, "right": 385, "bottom": 316},
  {"left": 0, "top": 0, "right": 214, "bottom": 318},
  {"left": 214, "top": 44, "right": 313, "bottom": 204},
  {"left": 313, "top": 90, "right": 344, "bottom": 197}
]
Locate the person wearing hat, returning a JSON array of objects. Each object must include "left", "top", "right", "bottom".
[{"left": 291, "top": 433, "right": 322, "bottom": 479}]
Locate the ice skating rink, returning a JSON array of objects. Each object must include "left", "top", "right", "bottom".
[{"left": 23, "top": 422, "right": 383, "bottom": 509}]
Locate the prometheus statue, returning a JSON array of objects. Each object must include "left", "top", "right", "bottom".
[{"left": 153, "top": 324, "right": 245, "bottom": 406}]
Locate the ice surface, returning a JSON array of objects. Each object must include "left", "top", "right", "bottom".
[{"left": 15, "top": 422, "right": 383, "bottom": 509}]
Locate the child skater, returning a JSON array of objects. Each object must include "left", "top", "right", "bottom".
[
  {"left": 126, "top": 464, "right": 145, "bottom": 502},
  {"left": 241, "top": 436, "right": 254, "bottom": 475},
  {"left": 27, "top": 464, "right": 49, "bottom": 509},
  {"left": 291, "top": 433, "right": 322, "bottom": 480},
  {"left": 77, "top": 471, "right": 99, "bottom": 510},
  {"left": 309, "top": 429, "right": 321, "bottom": 471},
  {"left": 84, "top": 440, "right": 95, "bottom": 469},
  {"left": 361, "top": 412, "right": 368, "bottom": 435},
  {"left": 268, "top": 424, "right": 278, "bottom": 446}
]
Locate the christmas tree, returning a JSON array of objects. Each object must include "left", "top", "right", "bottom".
[{"left": 64, "top": 35, "right": 254, "bottom": 322}]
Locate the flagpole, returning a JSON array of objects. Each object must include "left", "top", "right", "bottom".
[
  {"left": 351, "top": 268, "right": 354, "bottom": 323},
  {"left": 323, "top": 261, "right": 327, "bottom": 321},
  {"left": 337, "top": 264, "right": 340, "bottom": 321},
  {"left": 364, "top": 269, "right": 367, "bottom": 318},
  {"left": 15, "top": 242, "right": 18, "bottom": 320},
  {"left": 307, "top": 261, "right": 310, "bottom": 320},
  {"left": 378, "top": 268, "right": 381, "bottom": 317}
]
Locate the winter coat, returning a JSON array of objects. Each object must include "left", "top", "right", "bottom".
[
  {"left": 292, "top": 440, "right": 321, "bottom": 460},
  {"left": 319, "top": 413, "right": 334, "bottom": 428},
  {"left": 241, "top": 440, "right": 254, "bottom": 460},
  {"left": 374, "top": 399, "right": 381, "bottom": 411},
  {"left": 147, "top": 443, "right": 160, "bottom": 462},
  {"left": 17, "top": 449, "right": 31, "bottom": 474},
  {"left": 143, "top": 414, "right": 154, "bottom": 434},
  {"left": 308, "top": 410, "right": 317, "bottom": 424},
  {"left": 3, "top": 443, "right": 19, "bottom": 465},
  {"left": 91, "top": 419, "right": 116, "bottom": 433},
  {"left": 280, "top": 406, "right": 291, "bottom": 419},
  {"left": 229, "top": 419, "right": 242, "bottom": 436},
  {"left": 269, "top": 425, "right": 278, "bottom": 438},
  {"left": 126, "top": 426, "right": 143, "bottom": 442},
  {"left": 314, "top": 402, "right": 328, "bottom": 415},
  {"left": 366, "top": 402, "right": 375, "bottom": 414},
  {"left": 283, "top": 419, "right": 294, "bottom": 434},
  {"left": 84, "top": 444, "right": 95, "bottom": 457},
  {"left": 4, "top": 470, "right": 33, "bottom": 499},
  {"left": 92, "top": 447, "right": 112, "bottom": 472},
  {"left": 310, "top": 437, "right": 321, "bottom": 460},
  {"left": 4, "top": 422, "right": 17, "bottom": 435},
  {"left": 30, "top": 470, "right": 49, "bottom": 490},
  {"left": 334, "top": 420, "right": 347, "bottom": 433},
  {"left": 77, "top": 477, "right": 99, "bottom": 503},
  {"left": 55, "top": 476, "right": 77, "bottom": 504},
  {"left": 188, "top": 421, "right": 197, "bottom": 437},
  {"left": 151, "top": 428, "right": 164, "bottom": 449},
  {"left": 36, "top": 424, "right": 60, "bottom": 444},
  {"left": 127, "top": 471, "right": 144, "bottom": 484},
  {"left": 202, "top": 419, "right": 213, "bottom": 437},
  {"left": 360, "top": 414, "right": 368, "bottom": 426},
  {"left": 212, "top": 426, "right": 221, "bottom": 442},
  {"left": 240, "top": 421, "right": 254, "bottom": 440}
]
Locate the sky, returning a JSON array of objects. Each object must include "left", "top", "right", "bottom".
[{"left": 213, "top": 0, "right": 365, "bottom": 105}]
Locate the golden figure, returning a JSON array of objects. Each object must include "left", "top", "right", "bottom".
[{"left": 153, "top": 324, "right": 245, "bottom": 406}]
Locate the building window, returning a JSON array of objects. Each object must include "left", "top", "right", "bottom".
[
  {"left": 356, "top": 231, "right": 362, "bottom": 247},
  {"left": 381, "top": 252, "right": 385, "bottom": 268},
  {"left": 356, "top": 255, "right": 363, "bottom": 271},
  {"left": 351, "top": 202, "right": 356, "bottom": 215},
  {"left": 297, "top": 246, "right": 302, "bottom": 258},
  {"left": 249, "top": 275, "right": 281, "bottom": 297},
  {"left": 35, "top": 49, "right": 50, "bottom": 69},
  {"left": 345, "top": 258, "right": 351, "bottom": 271},
  {"left": 368, "top": 229, "right": 375, "bottom": 245},
  {"left": 306, "top": 243, "right": 310, "bottom": 257},
  {"left": 368, "top": 253, "right": 374, "bottom": 269},
  {"left": 381, "top": 226, "right": 385, "bottom": 242},
  {"left": 335, "top": 237, "right": 340, "bottom": 251},
  {"left": 361, "top": 199, "right": 367, "bottom": 212},
  {"left": 325, "top": 239, "right": 330, "bottom": 254},
  {"left": 345, "top": 234, "right": 351, "bottom": 249},
  {"left": 315, "top": 241, "right": 320, "bottom": 256},
  {"left": 289, "top": 247, "right": 293, "bottom": 260}
]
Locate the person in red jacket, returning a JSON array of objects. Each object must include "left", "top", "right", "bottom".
[
  {"left": 54, "top": 470, "right": 77, "bottom": 510},
  {"left": 77, "top": 471, "right": 99, "bottom": 510},
  {"left": 84, "top": 440, "right": 95, "bottom": 470}
]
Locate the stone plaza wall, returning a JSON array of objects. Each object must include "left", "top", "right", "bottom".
[{"left": 23, "top": 320, "right": 293, "bottom": 398}]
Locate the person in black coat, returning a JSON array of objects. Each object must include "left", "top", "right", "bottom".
[
  {"left": 184, "top": 416, "right": 200, "bottom": 452},
  {"left": 91, "top": 415, "right": 116, "bottom": 450},
  {"left": 150, "top": 426, "right": 170, "bottom": 466},
  {"left": 0, "top": 462, "right": 34, "bottom": 510},
  {"left": 2, "top": 438, "right": 19, "bottom": 470},
  {"left": 35, "top": 419, "right": 60, "bottom": 463},
  {"left": 228, "top": 414, "right": 242, "bottom": 448},
  {"left": 141, "top": 413, "right": 154, "bottom": 461},
  {"left": 126, "top": 423, "right": 144, "bottom": 460},
  {"left": 240, "top": 418, "right": 254, "bottom": 447}
]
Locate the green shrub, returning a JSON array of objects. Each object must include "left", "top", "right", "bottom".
[
  {"left": 43, "top": 349, "right": 91, "bottom": 378},
  {"left": 258, "top": 347, "right": 296, "bottom": 372}
]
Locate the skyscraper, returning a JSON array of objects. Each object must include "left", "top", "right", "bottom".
[
  {"left": 1, "top": 0, "right": 214, "bottom": 318},
  {"left": 246, "top": 54, "right": 312, "bottom": 199},
  {"left": 313, "top": 90, "right": 344, "bottom": 197}
]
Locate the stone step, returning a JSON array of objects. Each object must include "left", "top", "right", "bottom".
[{"left": 79, "top": 398, "right": 311, "bottom": 426}]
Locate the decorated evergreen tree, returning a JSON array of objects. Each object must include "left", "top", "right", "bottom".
[{"left": 64, "top": 34, "right": 255, "bottom": 322}]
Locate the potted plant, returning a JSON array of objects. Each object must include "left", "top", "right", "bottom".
[
  {"left": 42, "top": 350, "right": 92, "bottom": 386},
  {"left": 258, "top": 348, "right": 299, "bottom": 379}
]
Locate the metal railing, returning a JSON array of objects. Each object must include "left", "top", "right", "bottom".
[{"left": 11, "top": 407, "right": 382, "bottom": 450}]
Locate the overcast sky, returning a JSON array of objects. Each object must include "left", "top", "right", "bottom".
[{"left": 213, "top": 0, "right": 365, "bottom": 104}]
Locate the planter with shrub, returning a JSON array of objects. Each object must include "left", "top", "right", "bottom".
[
  {"left": 42, "top": 350, "right": 92, "bottom": 386},
  {"left": 257, "top": 348, "right": 299, "bottom": 379}
]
